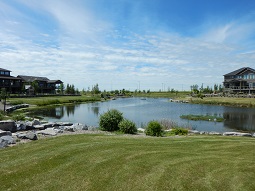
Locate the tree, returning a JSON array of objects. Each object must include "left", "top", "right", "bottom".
[
  {"left": 92, "top": 83, "right": 100, "bottom": 94},
  {"left": 31, "top": 81, "right": 39, "bottom": 94},
  {"left": 59, "top": 83, "right": 65, "bottom": 94}
]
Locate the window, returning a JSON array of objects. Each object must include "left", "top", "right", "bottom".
[{"left": 4, "top": 71, "right": 9, "bottom": 76}]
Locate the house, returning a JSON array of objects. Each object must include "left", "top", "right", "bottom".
[
  {"left": 18, "top": 75, "right": 63, "bottom": 94},
  {"left": 223, "top": 67, "right": 255, "bottom": 94},
  {"left": 0, "top": 68, "right": 22, "bottom": 93}
]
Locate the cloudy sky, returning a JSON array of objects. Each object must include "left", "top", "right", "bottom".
[{"left": 0, "top": 0, "right": 255, "bottom": 91}]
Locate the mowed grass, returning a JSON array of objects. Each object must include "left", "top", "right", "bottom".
[
  {"left": 9, "top": 95, "right": 101, "bottom": 106},
  {"left": 188, "top": 97, "right": 255, "bottom": 107},
  {"left": 0, "top": 134, "right": 255, "bottom": 191}
]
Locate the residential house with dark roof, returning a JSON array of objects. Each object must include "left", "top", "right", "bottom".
[
  {"left": 0, "top": 68, "right": 22, "bottom": 93},
  {"left": 18, "top": 75, "right": 63, "bottom": 94},
  {"left": 223, "top": 67, "right": 255, "bottom": 94}
]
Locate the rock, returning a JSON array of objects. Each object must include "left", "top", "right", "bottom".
[
  {"left": 55, "top": 122, "right": 73, "bottom": 126},
  {"left": 32, "top": 119, "right": 41, "bottom": 126},
  {"left": 0, "top": 130, "right": 12, "bottom": 137},
  {"left": 43, "top": 122, "right": 55, "bottom": 128},
  {"left": 25, "top": 121, "right": 34, "bottom": 130},
  {"left": 0, "top": 135, "right": 15, "bottom": 144},
  {"left": 72, "top": 123, "right": 88, "bottom": 131},
  {"left": 16, "top": 122, "right": 27, "bottom": 131},
  {"left": 223, "top": 132, "right": 252, "bottom": 137},
  {"left": 0, "top": 120, "right": 16, "bottom": 132},
  {"left": 38, "top": 128, "right": 57, "bottom": 136},
  {"left": 189, "top": 130, "right": 200, "bottom": 134},
  {"left": 200, "top": 131, "right": 208, "bottom": 135},
  {"left": 223, "top": 132, "right": 237, "bottom": 136},
  {"left": 235, "top": 132, "right": 252, "bottom": 137},
  {"left": 16, "top": 132, "right": 37, "bottom": 140},
  {"left": 53, "top": 128, "right": 64, "bottom": 134},
  {"left": 209, "top": 131, "right": 221, "bottom": 135},
  {"left": 0, "top": 138, "right": 9, "bottom": 148},
  {"left": 25, "top": 132, "right": 38, "bottom": 140},
  {"left": 63, "top": 126, "right": 75, "bottom": 132},
  {"left": 16, "top": 132, "right": 27, "bottom": 139},
  {"left": 33, "top": 125, "right": 46, "bottom": 130}
]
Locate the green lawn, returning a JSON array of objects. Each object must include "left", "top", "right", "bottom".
[
  {"left": 8, "top": 95, "right": 101, "bottom": 106},
  {"left": 1, "top": 134, "right": 254, "bottom": 191}
]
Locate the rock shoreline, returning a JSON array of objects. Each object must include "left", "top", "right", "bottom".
[{"left": 0, "top": 120, "right": 255, "bottom": 149}]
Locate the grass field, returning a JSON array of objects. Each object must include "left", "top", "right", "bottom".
[
  {"left": 8, "top": 95, "right": 101, "bottom": 107},
  {"left": 188, "top": 97, "right": 255, "bottom": 107},
  {"left": 1, "top": 134, "right": 254, "bottom": 191}
]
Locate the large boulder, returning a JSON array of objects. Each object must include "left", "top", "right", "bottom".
[
  {"left": 16, "top": 122, "right": 27, "bottom": 131},
  {"left": 223, "top": 132, "right": 252, "bottom": 137},
  {"left": 38, "top": 128, "right": 57, "bottom": 136},
  {"left": 0, "top": 130, "right": 12, "bottom": 137},
  {"left": 55, "top": 122, "right": 73, "bottom": 126},
  {"left": 0, "top": 120, "right": 16, "bottom": 132},
  {"left": 16, "top": 132, "right": 38, "bottom": 140},
  {"left": 188, "top": 130, "right": 200, "bottom": 134},
  {"left": 0, "top": 138, "right": 9, "bottom": 148},
  {"left": 32, "top": 119, "right": 41, "bottom": 126},
  {"left": 209, "top": 131, "right": 221, "bottom": 135},
  {"left": 0, "top": 135, "right": 16, "bottom": 148},
  {"left": 72, "top": 123, "right": 88, "bottom": 131}
]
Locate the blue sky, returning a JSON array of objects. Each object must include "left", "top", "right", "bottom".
[{"left": 1, "top": 0, "right": 255, "bottom": 91}]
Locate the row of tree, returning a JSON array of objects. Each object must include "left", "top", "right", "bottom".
[{"left": 190, "top": 84, "right": 224, "bottom": 94}]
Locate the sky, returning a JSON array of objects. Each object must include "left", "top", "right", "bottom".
[{"left": 0, "top": 0, "right": 255, "bottom": 91}]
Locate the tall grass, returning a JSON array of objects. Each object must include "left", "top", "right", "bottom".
[{"left": 1, "top": 134, "right": 254, "bottom": 191}]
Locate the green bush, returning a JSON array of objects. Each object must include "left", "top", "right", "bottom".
[
  {"left": 171, "top": 128, "right": 188, "bottom": 135},
  {"left": 12, "top": 114, "right": 26, "bottom": 121},
  {"left": 0, "top": 111, "right": 4, "bottom": 120},
  {"left": 118, "top": 119, "right": 137, "bottom": 134},
  {"left": 145, "top": 121, "right": 163, "bottom": 137},
  {"left": 99, "top": 109, "right": 124, "bottom": 131}
]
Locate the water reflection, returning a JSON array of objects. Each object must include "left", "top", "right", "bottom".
[
  {"left": 88, "top": 102, "right": 100, "bottom": 116},
  {"left": 29, "top": 98, "right": 255, "bottom": 133},
  {"left": 223, "top": 110, "right": 255, "bottom": 131}
]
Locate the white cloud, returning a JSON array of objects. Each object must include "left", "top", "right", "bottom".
[{"left": 0, "top": 1, "right": 255, "bottom": 91}]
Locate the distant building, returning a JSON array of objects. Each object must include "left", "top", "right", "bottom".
[
  {"left": 0, "top": 68, "right": 22, "bottom": 93},
  {"left": 18, "top": 75, "right": 63, "bottom": 94},
  {"left": 0, "top": 68, "right": 63, "bottom": 94},
  {"left": 223, "top": 67, "right": 255, "bottom": 94}
]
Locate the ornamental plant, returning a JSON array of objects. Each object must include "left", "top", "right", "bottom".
[
  {"left": 118, "top": 119, "right": 137, "bottom": 134},
  {"left": 99, "top": 109, "right": 123, "bottom": 131},
  {"left": 145, "top": 121, "right": 163, "bottom": 137}
]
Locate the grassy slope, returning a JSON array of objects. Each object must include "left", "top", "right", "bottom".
[
  {"left": 8, "top": 95, "right": 101, "bottom": 106},
  {"left": 0, "top": 134, "right": 254, "bottom": 191},
  {"left": 136, "top": 92, "right": 255, "bottom": 107}
]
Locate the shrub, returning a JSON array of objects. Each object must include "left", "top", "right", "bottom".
[
  {"left": 171, "top": 128, "right": 188, "bottom": 135},
  {"left": 118, "top": 119, "right": 137, "bottom": 134},
  {"left": 12, "top": 114, "right": 26, "bottom": 121},
  {"left": 145, "top": 121, "right": 163, "bottom": 137},
  {"left": 0, "top": 111, "right": 4, "bottom": 120},
  {"left": 99, "top": 109, "right": 123, "bottom": 131}
]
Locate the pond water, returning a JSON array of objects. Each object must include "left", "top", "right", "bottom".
[{"left": 30, "top": 97, "right": 255, "bottom": 133}]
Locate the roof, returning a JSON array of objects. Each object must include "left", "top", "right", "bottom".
[
  {"left": 47, "top": 80, "right": 63, "bottom": 84},
  {"left": 18, "top": 75, "right": 49, "bottom": 82},
  {"left": 0, "top": 68, "right": 11, "bottom": 72},
  {"left": 0, "top": 76, "right": 21, "bottom": 80},
  {"left": 224, "top": 67, "right": 255, "bottom": 76}
]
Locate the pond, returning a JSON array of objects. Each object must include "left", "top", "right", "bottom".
[{"left": 29, "top": 97, "right": 255, "bottom": 133}]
